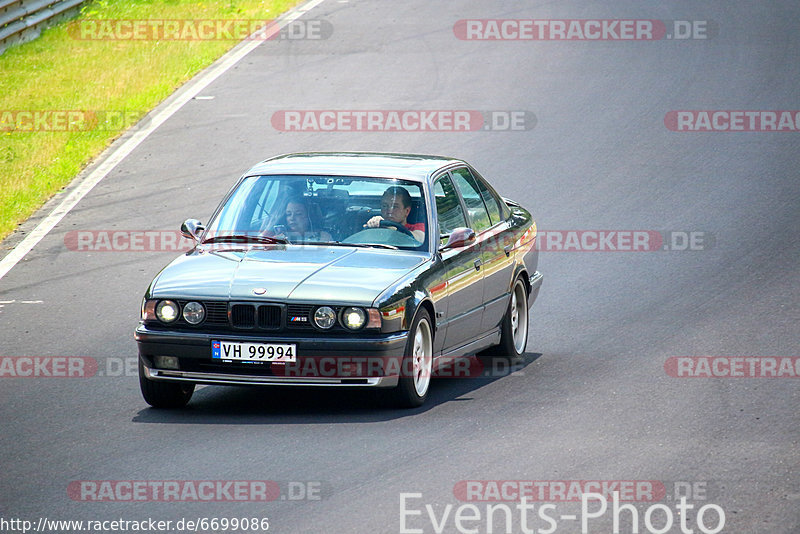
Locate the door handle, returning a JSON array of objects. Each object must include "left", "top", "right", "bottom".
[
  {"left": 504, "top": 245, "right": 512, "bottom": 257},
  {"left": 474, "top": 258, "right": 482, "bottom": 271}
]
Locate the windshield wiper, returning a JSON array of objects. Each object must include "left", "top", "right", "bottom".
[
  {"left": 327, "top": 241, "right": 398, "bottom": 250},
  {"left": 203, "top": 235, "right": 398, "bottom": 250},
  {"left": 202, "top": 234, "right": 289, "bottom": 245}
]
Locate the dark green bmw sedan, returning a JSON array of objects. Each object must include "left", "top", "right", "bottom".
[{"left": 135, "top": 152, "right": 542, "bottom": 408}]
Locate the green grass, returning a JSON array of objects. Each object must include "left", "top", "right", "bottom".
[{"left": 0, "top": 0, "right": 300, "bottom": 243}]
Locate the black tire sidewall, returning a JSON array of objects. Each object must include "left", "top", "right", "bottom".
[
  {"left": 393, "top": 308, "right": 433, "bottom": 407},
  {"left": 501, "top": 278, "right": 528, "bottom": 358},
  {"left": 138, "top": 359, "right": 194, "bottom": 408}
]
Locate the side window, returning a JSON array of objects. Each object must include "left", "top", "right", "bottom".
[
  {"left": 433, "top": 174, "right": 467, "bottom": 242},
  {"left": 470, "top": 169, "right": 504, "bottom": 224},
  {"left": 450, "top": 167, "right": 491, "bottom": 233}
]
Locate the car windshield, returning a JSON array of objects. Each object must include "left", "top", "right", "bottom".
[{"left": 203, "top": 175, "right": 428, "bottom": 250}]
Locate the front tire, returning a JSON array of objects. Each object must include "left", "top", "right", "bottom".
[
  {"left": 139, "top": 360, "right": 195, "bottom": 408},
  {"left": 389, "top": 309, "right": 433, "bottom": 408}
]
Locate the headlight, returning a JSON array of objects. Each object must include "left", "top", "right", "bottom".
[
  {"left": 182, "top": 301, "right": 205, "bottom": 325},
  {"left": 155, "top": 300, "right": 179, "bottom": 323},
  {"left": 313, "top": 306, "right": 336, "bottom": 329},
  {"left": 341, "top": 307, "right": 367, "bottom": 330}
]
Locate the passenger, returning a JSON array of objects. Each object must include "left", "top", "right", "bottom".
[
  {"left": 272, "top": 196, "right": 331, "bottom": 242},
  {"left": 363, "top": 186, "right": 425, "bottom": 241}
]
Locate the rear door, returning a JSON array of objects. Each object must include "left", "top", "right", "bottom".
[{"left": 449, "top": 167, "right": 515, "bottom": 333}]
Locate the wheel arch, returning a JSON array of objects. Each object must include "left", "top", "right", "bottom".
[
  {"left": 512, "top": 265, "right": 532, "bottom": 298},
  {"left": 406, "top": 291, "right": 437, "bottom": 341}
]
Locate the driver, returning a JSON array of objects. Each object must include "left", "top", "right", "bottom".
[{"left": 364, "top": 186, "right": 425, "bottom": 241}]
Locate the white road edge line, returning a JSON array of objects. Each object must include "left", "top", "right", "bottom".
[{"left": 0, "top": 0, "right": 328, "bottom": 282}]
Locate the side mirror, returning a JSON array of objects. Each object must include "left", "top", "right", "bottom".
[
  {"left": 439, "top": 227, "right": 476, "bottom": 251},
  {"left": 180, "top": 219, "right": 205, "bottom": 242}
]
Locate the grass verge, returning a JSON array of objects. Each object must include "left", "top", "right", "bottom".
[{"left": 0, "top": 0, "right": 301, "bottom": 244}]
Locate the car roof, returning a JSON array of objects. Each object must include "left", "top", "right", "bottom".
[{"left": 244, "top": 152, "right": 465, "bottom": 182}]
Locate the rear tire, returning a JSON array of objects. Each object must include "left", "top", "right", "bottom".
[
  {"left": 389, "top": 309, "right": 433, "bottom": 408},
  {"left": 139, "top": 360, "right": 194, "bottom": 408},
  {"left": 482, "top": 277, "right": 528, "bottom": 363}
]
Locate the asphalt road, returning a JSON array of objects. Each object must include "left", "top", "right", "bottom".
[{"left": 1, "top": 1, "right": 798, "bottom": 533}]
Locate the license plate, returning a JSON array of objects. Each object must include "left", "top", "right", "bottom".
[{"left": 212, "top": 340, "right": 296, "bottom": 362}]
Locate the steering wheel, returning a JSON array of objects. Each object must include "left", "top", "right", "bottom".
[{"left": 377, "top": 219, "right": 415, "bottom": 237}]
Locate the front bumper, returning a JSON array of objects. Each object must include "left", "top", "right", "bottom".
[
  {"left": 142, "top": 365, "right": 395, "bottom": 387},
  {"left": 135, "top": 325, "right": 408, "bottom": 388}
]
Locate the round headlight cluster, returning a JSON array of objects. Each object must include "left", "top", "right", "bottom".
[
  {"left": 152, "top": 300, "right": 205, "bottom": 325},
  {"left": 312, "top": 306, "right": 369, "bottom": 330},
  {"left": 155, "top": 300, "right": 179, "bottom": 323},
  {"left": 313, "top": 306, "right": 337, "bottom": 329},
  {"left": 341, "top": 307, "right": 367, "bottom": 330},
  {"left": 182, "top": 301, "right": 205, "bottom": 325}
]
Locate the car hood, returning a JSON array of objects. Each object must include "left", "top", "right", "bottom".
[{"left": 149, "top": 246, "right": 427, "bottom": 304}]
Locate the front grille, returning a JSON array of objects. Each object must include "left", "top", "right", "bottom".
[
  {"left": 231, "top": 304, "right": 256, "bottom": 328},
  {"left": 258, "top": 305, "right": 282, "bottom": 329},
  {"left": 204, "top": 302, "right": 228, "bottom": 325},
  {"left": 230, "top": 303, "right": 283, "bottom": 330}
]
